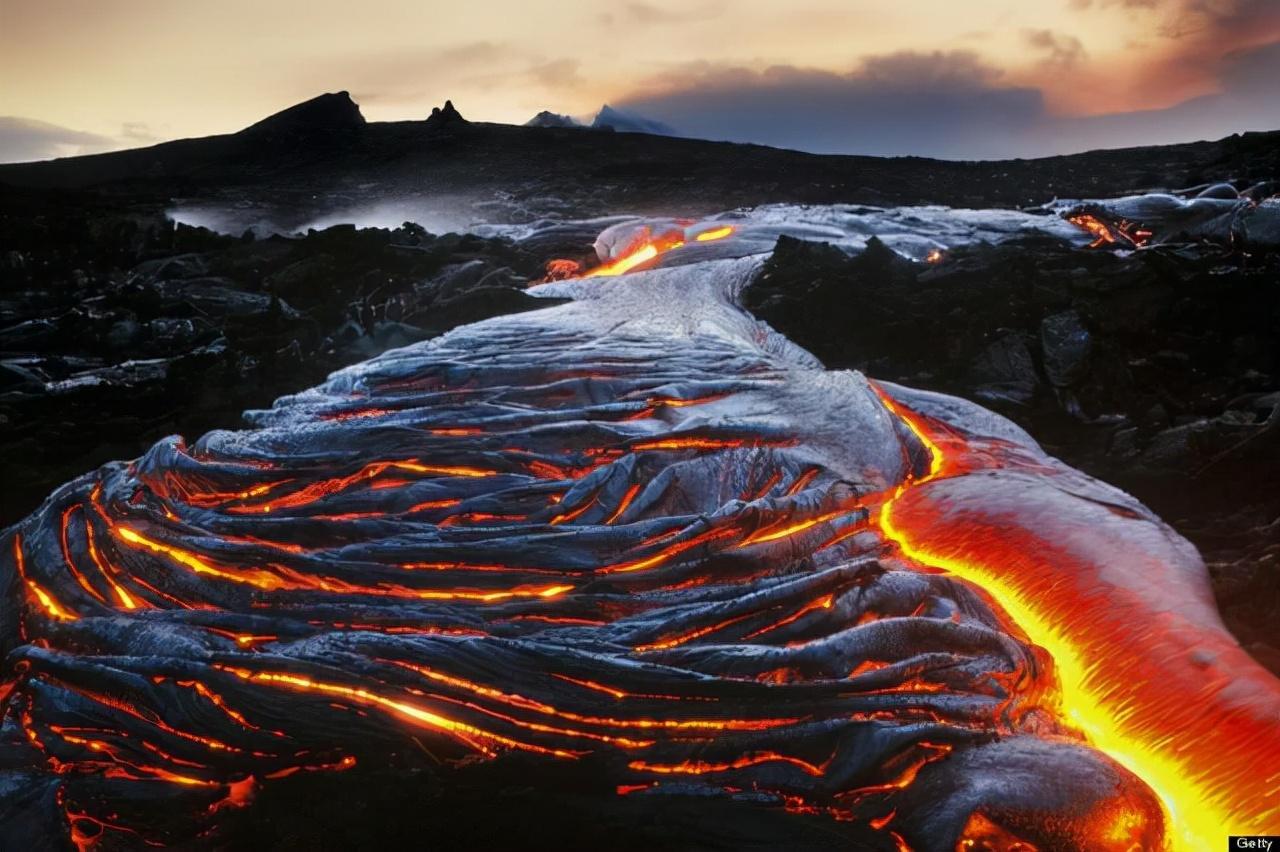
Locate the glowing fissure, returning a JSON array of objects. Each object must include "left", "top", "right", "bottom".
[
  {"left": 217, "top": 666, "right": 581, "bottom": 760},
  {"left": 1067, "top": 213, "right": 1153, "bottom": 249}
]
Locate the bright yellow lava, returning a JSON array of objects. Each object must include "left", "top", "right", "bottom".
[{"left": 875, "top": 388, "right": 1243, "bottom": 851}]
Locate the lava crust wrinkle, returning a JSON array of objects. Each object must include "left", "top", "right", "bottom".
[{"left": 1, "top": 256, "right": 1275, "bottom": 851}]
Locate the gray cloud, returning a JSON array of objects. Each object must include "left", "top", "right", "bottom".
[
  {"left": 1176, "top": 0, "right": 1280, "bottom": 34},
  {"left": 860, "top": 49, "right": 1004, "bottom": 87},
  {"left": 1218, "top": 38, "right": 1280, "bottom": 99},
  {"left": 0, "top": 117, "right": 117, "bottom": 164},
  {"left": 1069, "top": 0, "right": 1280, "bottom": 39},
  {"left": 615, "top": 52, "right": 1046, "bottom": 159},
  {"left": 612, "top": 41, "right": 1280, "bottom": 159}
]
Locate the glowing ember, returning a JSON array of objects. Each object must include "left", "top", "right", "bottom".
[
  {"left": 1067, "top": 212, "right": 1153, "bottom": 248},
  {"left": 541, "top": 258, "right": 582, "bottom": 281}
]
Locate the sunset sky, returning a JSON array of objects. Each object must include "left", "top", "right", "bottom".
[{"left": 2, "top": 0, "right": 1279, "bottom": 161}]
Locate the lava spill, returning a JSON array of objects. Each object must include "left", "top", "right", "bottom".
[
  {"left": 545, "top": 219, "right": 735, "bottom": 279},
  {"left": 872, "top": 384, "right": 1280, "bottom": 849},
  {"left": 0, "top": 234, "right": 1274, "bottom": 850},
  {"left": 1067, "top": 212, "right": 1153, "bottom": 248}
]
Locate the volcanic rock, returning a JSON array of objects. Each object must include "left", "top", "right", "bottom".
[
  {"left": 968, "top": 332, "right": 1041, "bottom": 406},
  {"left": 525, "top": 110, "right": 581, "bottom": 128},
  {"left": 0, "top": 194, "right": 561, "bottom": 530},
  {"left": 238, "top": 91, "right": 366, "bottom": 141},
  {"left": 1040, "top": 310, "right": 1091, "bottom": 388},
  {"left": 425, "top": 99, "right": 467, "bottom": 129}
]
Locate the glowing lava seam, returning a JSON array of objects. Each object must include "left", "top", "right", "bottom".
[
  {"left": 872, "top": 386, "right": 1278, "bottom": 850},
  {"left": 584, "top": 224, "right": 734, "bottom": 278}
]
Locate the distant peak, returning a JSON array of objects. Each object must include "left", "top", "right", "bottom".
[
  {"left": 426, "top": 100, "right": 468, "bottom": 128},
  {"left": 591, "top": 105, "right": 675, "bottom": 136},
  {"left": 526, "top": 110, "right": 582, "bottom": 129},
  {"left": 240, "top": 91, "right": 366, "bottom": 137}
]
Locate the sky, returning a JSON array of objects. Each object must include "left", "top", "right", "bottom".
[{"left": 2, "top": 0, "right": 1279, "bottom": 162}]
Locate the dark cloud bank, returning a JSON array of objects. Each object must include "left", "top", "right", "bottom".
[
  {"left": 0, "top": 117, "right": 117, "bottom": 163},
  {"left": 614, "top": 40, "right": 1280, "bottom": 160}
]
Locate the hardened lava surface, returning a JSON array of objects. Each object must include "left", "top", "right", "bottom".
[{"left": 1, "top": 257, "right": 1275, "bottom": 850}]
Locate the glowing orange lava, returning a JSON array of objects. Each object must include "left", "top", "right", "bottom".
[
  {"left": 870, "top": 383, "right": 1280, "bottom": 850},
  {"left": 1067, "top": 213, "right": 1153, "bottom": 249},
  {"left": 13, "top": 535, "right": 78, "bottom": 622},
  {"left": 216, "top": 666, "right": 580, "bottom": 759},
  {"left": 628, "top": 751, "right": 826, "bottom": 777},
  {"left": 575, "top": 223, "right": 735, "bottom": 278},
  {"left": 695, "top": 225, "right": 734, "bottom": 242}
]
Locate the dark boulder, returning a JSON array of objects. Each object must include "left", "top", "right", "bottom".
[
  {"left": 968, "top": 332, "right": 1040, "bottom": 406},
  {"left": 1040, "top": 310, "right": 1091, "bottom": 388}
]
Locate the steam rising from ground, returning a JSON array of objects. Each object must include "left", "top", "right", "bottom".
[
  {"left": 169, "top": 195, "right": 486, "bottom": 237},
  {"left": 170, "top": 198, "right": 1091, "bottom": 261}
]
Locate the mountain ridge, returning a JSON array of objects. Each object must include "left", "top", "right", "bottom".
[{"left": 2, "top": 92, "right": 1277, "bottom": 228}]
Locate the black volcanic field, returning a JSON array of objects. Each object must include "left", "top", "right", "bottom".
[{"left": 2, "top": 86, "right": 1278, "bottom": 710}]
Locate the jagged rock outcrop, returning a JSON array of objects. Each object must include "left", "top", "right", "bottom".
[{"left": 425, "top": 100, "right": 468, "bottom": 129}]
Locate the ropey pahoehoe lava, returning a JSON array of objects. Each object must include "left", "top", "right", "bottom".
[{"left": 1, "top": 232, "right": 1277, "bottom": 851}]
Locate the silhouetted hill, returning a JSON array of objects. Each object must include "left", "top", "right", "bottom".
[
  {"left": 525, "top": 110, "right": 581, "bottom": 129},
  {"left": 239, "top": 90, "right": 366, "bottom": 140},
  {"left": 591, "top": 104, "right": 676, "bottom": 135},
  {"left": 1, "top": 93, "right": 1278, "bottom": 227}
]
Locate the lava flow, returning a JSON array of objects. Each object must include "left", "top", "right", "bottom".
[
  {"left": 872, "top": 384, "right": 1280, "bottom": 849},
  {"left": 0, "top": 242, "right": 1274, "bottom": 850},
  {"left": 1067, "top": 211, "right": 1153, "bottom": 248},
  {"left": 544, "top": 220, "right": 735, "bottom": 279}
]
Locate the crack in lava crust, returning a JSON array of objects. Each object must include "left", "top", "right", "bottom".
[{"left": 0, "top": 255, "right": 1274, "bottom": 850}]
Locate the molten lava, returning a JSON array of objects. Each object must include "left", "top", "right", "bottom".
[
  {"left": 1067, "top": 212, "right": 1153, "bottom": 248},
  {"left": 871, "top": 383, "right": 1280, "bottom": 850},
  {"left": 1, "top": 233, "right": 1274, "bottom": 851},
  {"left": 547, "top": 220, "right": 735, "bottom": 279}
]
